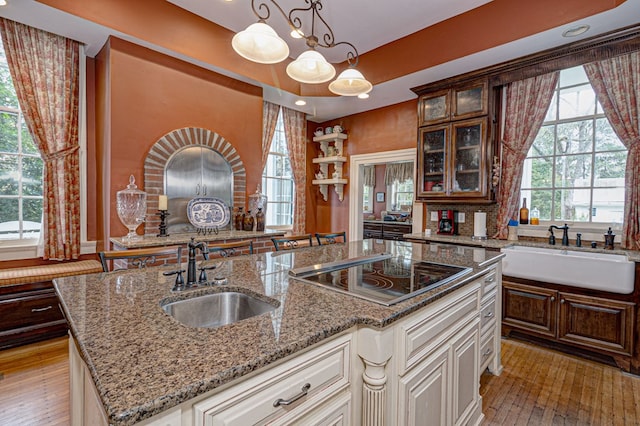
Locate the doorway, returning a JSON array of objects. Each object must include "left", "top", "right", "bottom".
[{"left": 348, "top": 148, "right": 420, "bottom": 240}]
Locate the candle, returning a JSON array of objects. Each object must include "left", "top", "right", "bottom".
[{"left": 158, "top": 195, "right": 168, "bottom": 211}]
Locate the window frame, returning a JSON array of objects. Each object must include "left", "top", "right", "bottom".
[
  {"left": 262, "top": 109, "right": 295, "bottom": 230},
  {"left": 520, "top": 65, "right": 627, "bottom": 228}
]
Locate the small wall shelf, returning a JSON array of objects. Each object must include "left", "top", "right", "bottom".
[{"left": 311, "top": 133, "right": 348, "bottom": 202}]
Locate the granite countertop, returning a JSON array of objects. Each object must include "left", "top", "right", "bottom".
[
  {"left": 109, "top": 229, "right": 286, "bottom": 249},
  {"left": 54, "top": 240, "right": 503, "bottom": 425},
  {"left": 403, "top": 232, "right": 640, "bottom": 262}
]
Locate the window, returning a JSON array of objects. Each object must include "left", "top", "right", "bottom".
[
  {"left": 362, "top": 185, "right": 373, "bottom": 213},
  {"left": 388, "top": 179, "right": 414, "bottom": 212},
  {"left": 521, "top": 66, "right": 627, "bottom": 224},
  {"left": 262, "top": 109, "right": 294, "bottom": 227},
  {"left": 0, "top": 38, "right": 43, "bottom": 241}
]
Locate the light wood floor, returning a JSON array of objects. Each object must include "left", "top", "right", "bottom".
[
  {"left": 1, "top": 336, "right": 639, "bottom": 425},
  {"left": 0, "top": 336, "right": 69, "bottom": 426}
]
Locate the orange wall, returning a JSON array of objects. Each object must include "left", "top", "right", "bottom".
[
  {"left": 306, "top": 100, "right": 417, "bottom": 236},
  {"left": 98, "top": 37, "right": 263, "bottom": 248}
]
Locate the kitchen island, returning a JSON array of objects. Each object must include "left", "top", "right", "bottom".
[{"left": 54, "top": 240, "right": 504, "bottom": 425}]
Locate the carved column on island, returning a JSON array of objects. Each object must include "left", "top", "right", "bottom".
[{"left": 358, "top": 326, "right": 394, "bottom": 425}]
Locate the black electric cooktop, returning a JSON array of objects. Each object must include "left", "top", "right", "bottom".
[{"left": 289, "top": 253, "right": 472, "bottom": 306}]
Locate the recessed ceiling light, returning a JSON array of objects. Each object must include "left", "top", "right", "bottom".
[
  {"left": 562, "top": 25, "right": 590, "bottom": 38},
  {"left": 0, "top": 0, "right": 7, "bottom": 6},
  {"left": 295, "top": 99, "right": 306, "bottom": 106},
  {"left": 357, "top": 93, "right": 370, "bottom": 99}
]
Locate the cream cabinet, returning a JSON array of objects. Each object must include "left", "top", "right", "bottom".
[
  {"left": 312, "top": 132, "right": 348, "bottom": 201},
  {"left": 357, "top": 264, "right": 503, "bottom": 426},
  {"left": 70, "top": 263, "right": 503, "bottom": 426},
  {"left": 193, "top": 333, "right": 352, "bottom": 425}
]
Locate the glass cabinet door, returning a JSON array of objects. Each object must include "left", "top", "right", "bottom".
[
  {"left": 451, "top": 118, "right": 486, "bottom": 196},
  {"left": 418, "top": 124, "right": 448, "bottom": 198}
]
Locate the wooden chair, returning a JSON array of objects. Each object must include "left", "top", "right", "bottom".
[
  {"left": 208, "top": 240, "right": 254, "bottom": 258},
  {"left": 271, "top": 234, "right": 314, "bottom": 251},
  {"left": 315, "top": 232, "right": 347, "bottom": 246},
  {"left": 99, "top": 246, "right": 183, "bottom": 272}
]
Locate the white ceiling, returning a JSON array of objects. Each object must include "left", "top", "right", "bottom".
[
  {"left": 1, "top": 1, "right": 640, "bottom": 122},
  {"left": 167, "top": 0, "right": 495, "bottom": 63}
]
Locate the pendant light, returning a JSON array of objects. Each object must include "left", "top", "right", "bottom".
[
  {"left": 286, "top": 49, "right": 336, "bottom": 84},
  {"left": 329, "top": 67, "right": 373, "bottom": 96},
  {"left": 231, "top": 0, "right": 373, "bottom": 97},
  {"left": 232, "top": 22, "right": 289, "bottom": 64}
]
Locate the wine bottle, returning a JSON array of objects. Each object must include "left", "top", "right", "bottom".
[{"left": 519, "top": 198, "right": 529, "bottom": 225}]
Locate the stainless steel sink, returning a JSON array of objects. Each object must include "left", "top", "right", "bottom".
[{"left": 161, "top": 292, "right": 279, "bottom": 328}]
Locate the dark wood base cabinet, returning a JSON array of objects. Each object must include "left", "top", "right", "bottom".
[
  {"left": 0, "top": 281, "right": 67, "bottom": 350},
  {"left": 363, "top": 221, "right": 412, "bottom": 241},
  {"left": 503, "top": 279, "right": 637, "bottom": 372}
]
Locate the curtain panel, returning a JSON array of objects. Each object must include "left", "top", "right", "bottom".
[
  {"left": 493, "top": 71, "right": 559, "bottom": 239},
  {"left": 281, "top": 106, "right": 307, "bottom": 234},
  {"left": 363, "top": 165, "right": 376, "bottom": 187},
  {"left": 0, "top": 19, "right": 81, "bottom": 260},
  {"left": 384, "top": 162, "right": 413, "bottom": 186},
  {"left": 261, "top": 101, "right": 280, "bottom": 172},
  {"left": 584, "top": 52, "right": 640, "bottom": 249}
]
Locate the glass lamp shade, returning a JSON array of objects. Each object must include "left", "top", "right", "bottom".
[
  {"left": 232, "top": 22, "right": 290, "bottom": 64},
  {"left": 286, "top": 49, "right": 336, "bottom": 84},
  {"left": 328, "top": 67, "right": 373, "bottom": 96}
]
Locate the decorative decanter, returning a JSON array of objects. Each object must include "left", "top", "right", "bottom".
[
  {"left": 248, "top": 185, "right": 267, "bottom": 218},
  {"left": 116, "top": 175, "right": 147, "bottom": 240}
]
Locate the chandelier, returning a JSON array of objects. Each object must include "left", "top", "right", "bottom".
[{"left": 231, "top": 0, "right": 373, "bottom": 97}]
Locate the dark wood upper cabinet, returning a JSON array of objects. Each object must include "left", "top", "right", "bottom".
[{"left": 415, "top": 78, "right": 494, "bottom": 203}]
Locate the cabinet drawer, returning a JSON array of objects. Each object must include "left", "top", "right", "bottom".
[
  {"left": 398, "top": 282, "right": 480, "bottom": 373},
  {"left": 194, "top": 334, "right": 351, "bottom": 426},
  {"left": 0, "top": 291, "right": 64, "bottom": 331},
  {"left": 480, "top": 291, "right": 497, "bottom": 333},
  {"left": 363, "top": 222, "right": 383, "bottom": 231},
  {"left": 479, "top": 329, "right": 496, "bottom": 373},
  {"left": 383, "top": 223, "right": 412, "bottom": 234},
  {"left": 481, "top": 269, "right": 497, "bottom": 299}
]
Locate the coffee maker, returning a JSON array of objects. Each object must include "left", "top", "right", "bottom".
[{"left": 437, "top": 210, "right": 459, "bottom": 235}]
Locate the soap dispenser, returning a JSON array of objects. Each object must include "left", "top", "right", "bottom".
[{"left": 604, "top": 227, "right": 615, "bottom": 250}]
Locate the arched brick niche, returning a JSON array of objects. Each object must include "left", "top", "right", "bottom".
[{"left": 143, "top": 127, "right": 246, "bottom": 234}]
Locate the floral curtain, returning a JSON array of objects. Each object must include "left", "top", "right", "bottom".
[
  {"left": 584, "top": 52, "right": 640, "bottom": 249},
  {"left": 363, "top": 165, "right": 376, "bottom": 187},
  {"left": 0, "top": 19, "right": 81, "bottom": 260},
  {"left": 282, "top": 106, "right": 307, "bottom": 234},
  {"left": 262, "top": 101, "right": 280, "bottom": 172},
  {"left": 493, "top": 71, "right": 559, "bottom": 239},
  {"left": 384, "top": 162, "right": 413, "bottom": 186}
]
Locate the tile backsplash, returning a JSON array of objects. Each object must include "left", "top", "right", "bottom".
[{"left": 424, "top": 204, "right": 499, "bottom": 237}]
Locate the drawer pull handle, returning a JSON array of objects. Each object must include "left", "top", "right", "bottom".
[
  {"left": 483, "top": 348, "right": 493, "bottom": 357},
  {"left": 32, "top": 305, "right": 53, "bottom": 313},
  {"left": 485, "top": 276, "right": 495, "bottom": 283},
  {"left": 273, "top": 383, "right": 311, "bottom": 407},
  {"left": 484, "top": 311, "right": 494, "bottom": 318}
]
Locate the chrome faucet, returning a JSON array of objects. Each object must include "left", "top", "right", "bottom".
[
  {"left": 187, "top": 237, "right": 209, "bottom": 286},
  {"left": 549, "top": 224, "right": 569, "bottom": 246}
]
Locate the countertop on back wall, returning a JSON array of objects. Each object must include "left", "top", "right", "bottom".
[
  {"left": 109, "top": 229, "right": 286, "bottom": 249},
  {"left": 403, "top": 232, "right": 640, "bottom": 262},
  {"left": 54, "top": 240, "right": 503, "bottom": 426}
]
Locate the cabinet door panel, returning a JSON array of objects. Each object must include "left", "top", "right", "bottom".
[
  {"left": 558, "top": 293, "right": 634, "bottom": 355},
  {"left": 503, "top": 281, "right": 557, "bottom": 337},
  {"left": 417, "top": 125, "right": 448, "bottom": 199},
  {"left": 451, "top": 80, "right": 488, "bottom": 120},
  {"left": 397, "top": 346, "right": 449, "bottom": 426},
  {"left": 452, "top": 320, "right": 480, "bottom": 426},
  {"left": 450, "top": 118, "right": 487, "bottom": 198}
]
